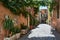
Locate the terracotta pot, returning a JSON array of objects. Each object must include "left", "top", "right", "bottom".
[
  {"left": 4, "top": 37, "right": 10, "bottom": 40},
  {"left": 16, "top": 33, "right": 20, "bottom": 39},
  {"left": 10, "top": 34, "right": 16, "bottom": 40},
  {"left": 4, "top": 35, "right": 16, "bottom": 40},
  {"left": 4, "top": 33, "right": 20, "bottom": 40},
  {"left": 21, "top": 29, "right": 27, "bottom": 34}
]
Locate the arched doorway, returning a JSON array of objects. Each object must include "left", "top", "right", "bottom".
[{"left": 38, "top": 6, "right": 48, "bottom": 24}]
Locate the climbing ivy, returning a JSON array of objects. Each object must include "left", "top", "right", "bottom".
[
  {"left": 0, "top": 0, "right": 57, "bottom": 16},
  {"left": 49, "top": 0, "right": 57, "bottom": 12}
]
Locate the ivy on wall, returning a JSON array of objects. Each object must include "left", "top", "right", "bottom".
[
  {"left": 0, "top": 0, "right": 57, "bottom": 16},
  {"left": 0, "top": 0, "right": 57, "bottom": 27},
  {"left": 49, "top": 0, "right": 57, "bottom": 12}
]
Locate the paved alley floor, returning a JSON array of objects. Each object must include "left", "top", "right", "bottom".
[
  {"left": 18, "top": 30, "right": 60, "bottom": 40},
  {"left": 52, "top": 30, "right": 60, "bottom": 40},
  {"left": 18, "top": 24, "right": 60, "bottom": 40}
]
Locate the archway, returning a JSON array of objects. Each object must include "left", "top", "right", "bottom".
[{"left": 38, "top": 6, "right": 48, "bottom": 23}]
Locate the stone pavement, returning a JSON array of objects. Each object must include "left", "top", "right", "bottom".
[
  {"left": 18, "top": 30, "right": 60, "bottom": 40},
  {"left": 52, "top": 30, "right": 60, "bottom": 40},
  {"left": 18, "top": 31, "right": 31, "bottom": 40}
]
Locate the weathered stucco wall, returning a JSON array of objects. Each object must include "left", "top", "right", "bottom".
[{"left": 0, "top": 3, "right": 27, "bottom": 39}]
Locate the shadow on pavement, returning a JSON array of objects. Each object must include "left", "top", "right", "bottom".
[
  {"left": 52, "top": 30, "right": 60, "bottom": 40},
  {"left": 18, "top": 30, "right": 60, "bottom": 40}
]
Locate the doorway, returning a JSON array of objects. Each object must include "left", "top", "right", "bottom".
[{"left": 39, "top": 6, "right": 48, "bottom": 23}]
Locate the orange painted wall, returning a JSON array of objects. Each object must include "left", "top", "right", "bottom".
[
  {"left": 0, "top": 3, "right": 27, "bottom": 39},
  {"left": 0, "top": 2, "right": 35, "bottom": 39}
]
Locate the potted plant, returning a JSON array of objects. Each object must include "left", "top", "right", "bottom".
[
  {"left": 21, "top": 23, "right": 28, "bottom": 35},
  {"left": 3, "top": 16, "right": 14, "bottom": 40},
  {"left": 3, "top": 16, "right": 21, "bottom": 40},
  {"left": 10, "top": 27, "right": 21, "bottom": 40},
  {"left": 4, "top": 26, "right": 21, "bottom": 40}
]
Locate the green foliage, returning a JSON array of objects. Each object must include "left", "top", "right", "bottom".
[
  {"left": 33, "top": 7, "right": 39, "bottom": 15},
  {"left": 49, "top": 0, "right": 57, "bottom": 12},
  {"left": 33, "top": 18, "right": 39, "bottom": 26},
  {"left": 3, "top": 17, "right": 14, "bottom": 31},
  {"left": 30, "top": 16, "right": 39, "bottom": 26},
  {"left": 11, "top": 27, "right": 21, "bottom": 35},
  {"left": 0, "top": 0, "right": 56, "bottom": 16},
  {"left": 29, "top": 15, "right": 33, "bottom": 25},
  {"left": 14, "top": 27, "right": 20, "bottom": 33},
  {"left": 29, "top": 14, "right": 38, "bottom": 26},
  {"left": 22, "top": 10, "right": 29, "bottom": 18},
  {"left": 21, "top": 23, "right": 28, "bottom": 29},
  {"left": 3, "top": 16, "right": 20, "bottom": 36}
]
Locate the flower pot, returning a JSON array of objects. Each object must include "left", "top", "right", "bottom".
[
  {"left": 21, "top": 29, "right": 27, "bottom": 35},
  {"left": 10, "top": 34, "right": 16, "bottom": 40},
  {"left": 4, "top": 33, "right": 21, "bottom": 40},
  {"left": 4, "top": 35, "right": 16, "bottom": 40},
  {"left": 4, "top": 37, "right": 10, "bottom": 40},
  {"left": 16, "top": 33, "right": 20, "bottom": 39},
  {"left": 10, "top": 33, "right": 20, "bottom": 40}
]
